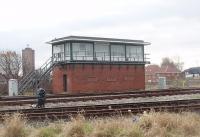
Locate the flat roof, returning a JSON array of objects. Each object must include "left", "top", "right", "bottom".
[{"left": 47, "top": 35, "right": 151, "bottom": 45}]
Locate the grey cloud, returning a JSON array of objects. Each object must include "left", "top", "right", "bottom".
[{"left": 0, "top": 0, "right": 200, "bottom": 69}]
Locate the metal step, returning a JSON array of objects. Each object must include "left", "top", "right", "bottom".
[{"left": 18, "top": 57, "right": 55, "bottom": 94}]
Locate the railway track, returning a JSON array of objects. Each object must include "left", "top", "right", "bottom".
[
  {"left": 0, "top": 98, "right": 200, "bottom": 120},
  {"left": 1, "top": 88, "right": 200, "bottom": 106}
]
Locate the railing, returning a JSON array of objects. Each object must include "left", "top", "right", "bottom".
[
  {"left": 18, "top": 52, "right": 150, "bottom": 94},
  {"left": 52, "top": 51, "right": 150, "bottom": 63},
  {"left": 18, "top": 56, "right": 56, "bottom": 94}
]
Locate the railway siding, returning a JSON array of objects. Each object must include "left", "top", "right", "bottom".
[
  {"left": 0, "top": 98, "right": 200, "bottom": 120},
  {"left": 0, "top": 88, "right": 200, "bottom": 120}
]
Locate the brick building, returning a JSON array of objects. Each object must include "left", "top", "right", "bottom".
[
  {"left": 145, "top": 64, "right": 181, "bottom": 84},
  {"left": 47, "top": 36, "right": 150, "bottom": 94},
  {"left": 145, "top": 65, "right": 160, "bottom": 83},
  {"left": 22, "top": 47, "right": 35, "bottom": 76}
]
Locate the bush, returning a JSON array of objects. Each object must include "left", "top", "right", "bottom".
[
  {"left": 1, "top": 112, "right": 200, "bottom": 137},
  {"left": 93, "top": 120, "right": 124, "bottom": 137},
  {"left": 127, "top": 126, "right": 144, "bottom": 137},
  {"left": 139, "top": 112, "right": 200, "bottom": 137},
  {"left": 36, "top": 123, "right": 62, "bottom": 137},
  {"left": 37, "top": 127, "right": 60, "bottom": 137},
  {"left": 66, "top": 121, "right": 93, "bottom": 137},
  {"left": 2, "top": 113, "right": 27, "bottom": 137}
]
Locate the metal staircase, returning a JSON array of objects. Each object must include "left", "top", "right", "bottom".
[{"left": 18, "top": 56, "right": 56, "bottom": 94}]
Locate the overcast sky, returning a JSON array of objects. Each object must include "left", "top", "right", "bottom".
[{"left": 0, "top": 0, "right": 199, "bottom": 69}]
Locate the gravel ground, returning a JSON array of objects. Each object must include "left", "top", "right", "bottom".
[{"left": 1, "top": 94, "right": 200, "bottom": 111}]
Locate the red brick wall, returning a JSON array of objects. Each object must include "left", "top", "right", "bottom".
[{"left": 52, "top": 64, "right": 145, "bottom": 94}]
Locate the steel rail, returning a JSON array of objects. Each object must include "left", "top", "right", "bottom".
[
  {"left": 1, "top": 88, "right": 200, "bottom": 106},
  {"left": 1, "top": 88, "right": 199, "bottom": 101},
  {"left": 0, "top": 99, "right": 200, "bottom": 120}
]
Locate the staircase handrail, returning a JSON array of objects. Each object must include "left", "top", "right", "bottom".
[
  {"left": 18, "top": 70, "right": 36, "bottom": 89},
  {"left": 18, "top": 56, "right": 54, "bottom": 94}
]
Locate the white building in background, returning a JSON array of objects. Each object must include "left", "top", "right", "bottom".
[{"left": 184, "top": 67, "right": 200, "bottom": 78}]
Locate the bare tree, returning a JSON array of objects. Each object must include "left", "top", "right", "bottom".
[
  {"left": 161, "top": 57, "right": 175, "bottom": 67},
  {"left": 173, "top": 56, "right": 184, "bottom": 71},
  {"left": 0, "top": 51, "right": 22, "bottom": 82},
  {"left": 161, "top": 57, "right": 184, "bottom": 71}
]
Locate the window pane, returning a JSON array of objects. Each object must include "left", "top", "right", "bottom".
[
  {"left": 111, "top": 44, "right": 125, "bottom": 61},
  {"left": 72, "top": 42, "right": 93, "bottom": 60},
  {"left": 65, "top": 43, "right": 70, "bottom": 60},
  {"left": 94, "top": 42, "right": 109, "bottom": 61},
  {"left": 53, "top": 44, "right": 64, "bottom": 54},
  {"left": 52, "top": 44, "right": 64, "bottom": 61},
  {"left": 65, "top": 43, "right": 70, "bottom": 55},
  {"left": 126, "top": 45, "right": 143, "bottom": 61}
]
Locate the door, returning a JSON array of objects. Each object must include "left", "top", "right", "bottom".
[{"left": 63, "top": 74, "right": 67, "bottom": 92}]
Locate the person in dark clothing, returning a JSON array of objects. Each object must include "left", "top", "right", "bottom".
[{"left": 36, "top": 88, "right": 46, "bottom": 108}]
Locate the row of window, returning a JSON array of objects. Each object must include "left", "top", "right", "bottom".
[{"left": 53, "top": 42, "right": 144, "bottom": 61}]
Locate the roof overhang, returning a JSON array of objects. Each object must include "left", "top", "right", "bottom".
[{"left": 46, "top": 36, "right": 151, "bottom": 45}]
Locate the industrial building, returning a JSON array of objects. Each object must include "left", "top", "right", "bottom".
[
  {"left": 22, "top": 47, "right": 35, "bottom": 76},
  {"left": 47, "top": 36, "right": 150, "bottom": 94}
]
